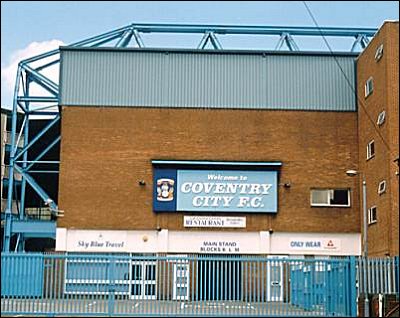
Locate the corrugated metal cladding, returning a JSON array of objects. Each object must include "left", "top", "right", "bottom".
[{"left": 60, "top": 48, "right": 357, "bottom": 111}]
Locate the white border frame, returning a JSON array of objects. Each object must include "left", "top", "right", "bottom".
[
  {"left": 367, "top": 140, "right": 375, "bottom": 160},
  {"left": 172, "top": 260, "right": 190, "bottom": 301},
  {"left": 267, "top": 255, "right": 288, "bottom": 302},
  {"left": 378, "top": 180, "right": 386, "bottom": 195},
  {"left": 365, "top": 77, "right": 374, "bottom": 97},
  {"left": 368, "top": 206, "right": 377, "bottom": 224},
  {"left": 130, "top": 260, "right": 157, "bottom": 300}
]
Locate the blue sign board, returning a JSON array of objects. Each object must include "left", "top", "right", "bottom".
[{"left": 153, "top": 169, "right": 278, "bottom": 213}]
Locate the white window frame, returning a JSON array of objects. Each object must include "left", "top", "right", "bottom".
[
  {"left": 310, "top": 189, "right": 351, "bottom": 207},
  {"left": 367, "top": 140, "right": 375, "bottom": 160},
  {"left": 378, "top": 180, "right": 386, "bottom": 195},
  {"left": 365, "top": 77, "right": 374, "bottom": 98},
  {"left": 377, "top": 110, "right": 386, "bottom": 126},
  {"left": 368, "top": 206, "right": 377, "bottom": 224},
  {"left": 375, "top": 44, "right": 384, "bottom": 61}
]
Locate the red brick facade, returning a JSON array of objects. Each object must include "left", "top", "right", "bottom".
[
  {"left": 356, "top": 21, "right": 399, "bottom": 256},
  {"left": 58, "top": 107, "right": 360, "bottom": 234}
]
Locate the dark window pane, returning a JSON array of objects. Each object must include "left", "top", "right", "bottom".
[
  {"left": 146, "top": 265, "right": 156, "bottom": 280},
  {"left": 132, "top": 265, "right": 142, "bottom": 280},
  {"left": 176, "top": 277, "right": 187, "bottom": 284},
  {"left": 131, "top": 284, "right": 141, "bottom": 296},
  {"left": 145, "top": 284, "right": 155, "bottom": 296},
  {"left": 370, "top": 207, "right": 377, "bottom": 222},
  {"left": 330, "top": 190, "right": 348, "bottom": 205},
  {"left": 176, "top": 287, "right": 187, "bottom": 296},
  {"left": 370, "top": 142, "right": 375, "bottom": 155}
]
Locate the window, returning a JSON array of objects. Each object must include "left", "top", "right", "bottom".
[
  {"left": 368, "top": 206, "right": 377, "bottom": 224},
  {"left": 375, "top": 44, "right": 384, "bottom": 61},
  {"left": 378, "top": 180, "right": 386, "bottom": 195},
  {"left": 365, "top": 77, "right": 374, "bottom": 97},
  {"left": 310, "top": 189, "right": 350, "bottom": 207},
  {"left": 377, "top": 111, "right": 386, "bottom": 126},
  {"left": 367, "top": 140, "right": 375, "bottom": 160}
]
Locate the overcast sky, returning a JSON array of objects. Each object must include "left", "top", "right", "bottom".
[{"left": 1, "top": 1, "right": 399, "bottom": 108}]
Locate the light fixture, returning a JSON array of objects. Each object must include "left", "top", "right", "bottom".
[
  {"left": 346, "top": 169, "right": 358, "bottom": 177},
  {"left": 138, "top": 180, "right": 146, "bottom": 186},
  {"left": 279, "top": 182, "right": 291, "bottom": 188},
  {"left": 44, "top": 198, "right": 54, "bottom": 206}
]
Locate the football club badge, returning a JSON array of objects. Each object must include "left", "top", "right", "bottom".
[{"left": 156, "top": 178, "right": 175, "bottom": 201}]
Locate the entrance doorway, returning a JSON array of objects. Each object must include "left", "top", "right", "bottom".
[
  {"left": 267, "top": 256, "right": 287, "bottom": 302},
  {"left": 197, "top": 256, "right": 242, "bottom": 301},
  {"left": 173, "top": 261, "right": 190, "bottom": 300},
  {"left": 130, "top": 261, "right": 157, "bottom": 299}
]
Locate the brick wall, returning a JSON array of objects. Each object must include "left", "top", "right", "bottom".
[
  {"left": 356, "top": 21, "right": 399, "bottom": 256},
  {"left": 58, "top": 106, "right": 359, "bottom": 234}
]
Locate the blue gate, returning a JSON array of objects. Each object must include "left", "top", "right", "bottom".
[
  {"left": 1, "top": 253, "right": 44, "bottom": 297},
  {"left": 290, "top": 258, "right": 354, "bottom": 316},
  {"left": 2, "top": 253, "right": 397, "bottom": 316}
]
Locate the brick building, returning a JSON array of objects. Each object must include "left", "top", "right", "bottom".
[
  {"left": 55, "top": 47, "right": 364, "bottom": 300},
  {"left": 356, "top": 21, "right": 399, "bottom": 257},
  {"left": 56, "top": 46, "right": 362, "bottom": 258}
]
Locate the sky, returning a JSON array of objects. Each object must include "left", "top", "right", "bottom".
[{"left": 1, "top": 1, "right": 399, "bottom": 108}]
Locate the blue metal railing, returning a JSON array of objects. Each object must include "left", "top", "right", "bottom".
[{"left": 1, "top": 253, "right": 398, "bottom": 316}]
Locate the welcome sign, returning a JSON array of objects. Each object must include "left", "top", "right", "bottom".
[{"left": 153, "top": 168, "right": 278, "bottom": 213}]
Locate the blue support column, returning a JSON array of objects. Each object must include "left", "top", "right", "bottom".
[
  {"left": 3, "top": 66, "right": 22, "bottom": 252},
  {"left": 13, "top": 165, "right": 58, "bottom": 212},
  {"left": 275, "top": 33, "right": 299, "bottom": 51},
  {"left": 285, "top": 33, "right": 299, "bottom": 51},
  {"left": 14, "top": 115, "right": 60, "bottom": 162},
  {"left": 209, "top": 32, "right": 222, "bottom": 49},
  {"left": 24, "top": 136, "right": 61, "bottom": 172},
  {"left": 115, "top": 28, "right": 134, "bottom": 48},
  {"left": 108, "top": 255, "right": 116, "bottom": 316},
  {"left": 17, "top": 97, "right": 29, "bottom": 252},
  {"left": 21, "top": 64, "right": 58, "bottom": 96},
  {"left": 17, "top": 76, "right": 32, "bottom": 251},
  {"left": 132, "top": 29, "right": 145, "bottom": 47}
]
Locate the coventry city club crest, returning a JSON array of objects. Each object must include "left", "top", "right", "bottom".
[{"left": 157, "top": 178, "right": 175, "bottom": 201}]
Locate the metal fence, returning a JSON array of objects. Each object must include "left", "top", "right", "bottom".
[
  {"left": 1, "top": 253, "right": 398, "bottom": 317},
  {"left": 356, "top": 257, "right": 399, "bottom": 296}
]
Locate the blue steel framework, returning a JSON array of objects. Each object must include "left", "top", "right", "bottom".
[{"left": 3, "top": 23, "right": 377, "bottom": 252}]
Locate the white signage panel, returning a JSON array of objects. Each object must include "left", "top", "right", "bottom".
[
  {"left": 168, "top": 231, "right": 270, "bottom": 254},
  {"left": 57, "top": 228, "right": 360, "bottom": 256},
  {"left": 184, "top": 216, "right": 246, "bottom": 228},
  {"left": 66, "top": 230, "right": 128, "bottom": 252},
  {"left": 270, "top": 232, "right": 361, "bottom": 256},
  {"left": 289, "top": 238, "right": 341, "bottom": 251}
]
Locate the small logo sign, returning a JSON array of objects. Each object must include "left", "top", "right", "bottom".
[
  {"left": 324, "top": 239, "right": 338, "bottom": 249},
  {"left": 157, "top": 178, "right": 175, "bottom": 201}
]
